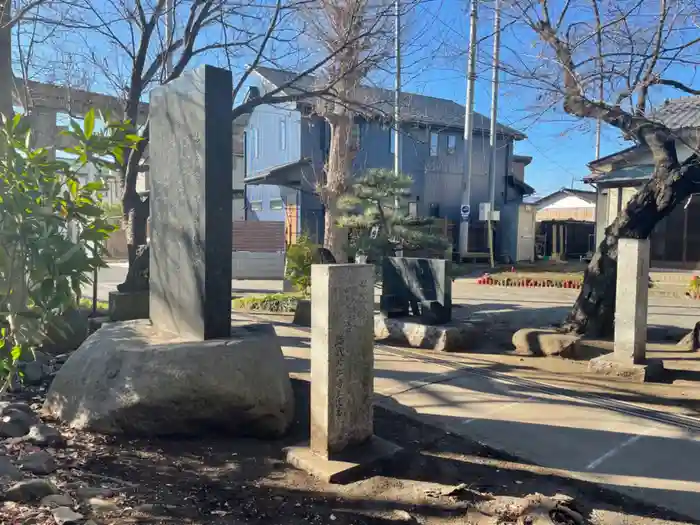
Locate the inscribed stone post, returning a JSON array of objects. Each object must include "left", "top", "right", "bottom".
[
  {"left": 614, "top": 238, "right": 650, "bottom": 364},
  {"left": 149, "top": 65, "right": 233, "bottom": 340},
  {"left": 310, "top": 264, "right": 374, "bottom": 459}
]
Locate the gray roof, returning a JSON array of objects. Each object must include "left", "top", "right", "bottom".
[
  {"left": 592, "top": 165, "right": 654, "bottom": 185},
  {"left": 253, "top": 67, "right": 525, "bottom": 139},
  {"left": 650, "top": 96, "right": 700, "bottom": 129}
]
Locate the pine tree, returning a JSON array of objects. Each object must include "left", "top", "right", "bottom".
[{"left": 338, "top": 168, "right": 449, "bottom": 261}]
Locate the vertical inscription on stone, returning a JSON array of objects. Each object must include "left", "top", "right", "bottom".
[
  {"left": 149, "top": 65, "right": 233, "bottom": 340},
  {"left": 310, "top": 264, "right": 374, "bottom": 459}
]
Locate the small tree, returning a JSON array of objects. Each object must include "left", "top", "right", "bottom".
[
  {"left": 0, "top": 109, "right": 140, "bottom": 393},
  {"left": 284, "top": 233, "right": 319, "bottom": 296},
  {"left": 338, "top": 168, "right": 448, "bottom": 261}
]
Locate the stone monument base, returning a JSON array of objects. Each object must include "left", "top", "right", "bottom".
[
  {"left": 588, "top": 353, "right": 665, "bottom": 383},
  {"left": 285, "top": 435, "right": 402, "bottom": 484},
  {"left": 44, "top": 319, "right": 294, "bottom": 437},
  {"left": 108, "top": 291, "right": 149, "bottom": 322},
  {"left": 374, "top": 315, "right": 477, "bottom": 352},
  {"left": 293, "top": 299, "right": 311, "bottom": 327}
]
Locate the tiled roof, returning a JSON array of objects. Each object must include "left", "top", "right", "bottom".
[
  {"left": 650, "top": 96, "right": 700, "bottom": 129},
  {"left": 253, "top": 67, "right": 525, "bottom": 139},
  {"left": 533, "top": 188, "right": 597, "bottom": 207}
]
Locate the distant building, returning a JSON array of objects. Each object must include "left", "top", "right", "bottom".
[
  {"left": 239, "top": 66, "right": 536, "bottom": 262},
  {"left": 586, "top": 96, "right": 700, "bottom": 267},
  {"left": 532, "top": 188, "right": 596, "bottom": 260}
]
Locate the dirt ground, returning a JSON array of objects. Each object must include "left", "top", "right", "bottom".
[{"left": 1, "top": 375, "right": 696, "bottom": 525}]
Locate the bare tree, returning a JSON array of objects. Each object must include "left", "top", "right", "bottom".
[
  {"left": 503, "top": 0, "right": 700, "bottom": 336},
  {"left": 301, "top": 0, "right": 394, "bottom": 261},
  {"left": 21, "top": 0, "right": 402, "bottom": 272}
]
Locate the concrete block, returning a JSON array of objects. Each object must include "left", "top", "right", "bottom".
[
  {"left": 285, "top": 435, "right": 402, "bottom": 484},
  {"left": 588, "top": 353, "right": 664, "bottom": 383},
  {"left": 614, "top": 238, "right": 650, "bottom": 364},
  {"left": 374, "top": 315, "right": 477, "bottom": 352},
  {"left": 108, "top": 291, "right": 149, "bottom": 322}
]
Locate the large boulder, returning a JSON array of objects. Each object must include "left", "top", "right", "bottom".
[
  {"left": 512, "top": 328, "right": 581, "bottom": 357},
  {"left": 43, "top": 320, "right": 294, "bottom": 438}
]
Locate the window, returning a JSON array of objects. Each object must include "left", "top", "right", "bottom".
[
  {"left": 270, "top": 199, "right": 284, "bottom": 210},
  {"left": 430, "top": 132, "right": 438, "bottom": 156},
  {"left": 249, "top": 200, "right": 262, "bottom": 212},
  {"left": 251, "top": 128, "right": 259, "bottom": 159},
  {"left": 447, "top": 135, "right": 456, "bottom": 155},
  {"left": 390, "top": 130, "right": 395, "bottom": 154},
  {"left": 279, "top": 119, "right": 287, "bottom": 150}
]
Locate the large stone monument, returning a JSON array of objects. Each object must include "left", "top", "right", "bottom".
[
  {"left": 44, "top": 65, "right": 295, "bottom": 437},
  {"left": 589, "top": 238, "right": 663, "bottom": 381},
  {"left": 286, "top": 264, "right": 400, "bottom": 483},
  {"left": 375, "top": 257, "right": 476, "bottom": 351},
  {"left": 149, "top": 65, "right": 233, "bottom": 340}
]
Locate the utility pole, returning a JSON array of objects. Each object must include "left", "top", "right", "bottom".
[
  {"left": 393, "top": 0, "right": 402, "bottom": 212},
  {"left": 487, "top": 0, "right": 501, "bottom": 268},
  {"left": 458, "top": 0, "right": 478, "bottom": 259}
]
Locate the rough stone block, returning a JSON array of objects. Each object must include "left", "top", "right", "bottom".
[
  {"left": 108, "top": 291, "right": 149, "bottom": 322},
  {"left": 588, "top": 353, "right": 665, "bottom": 383},
  {"left": 374, "top": 315, "right": 477, "bottom": 352},
  {"left": 43, "top": 320, "right": 294, "bottom": 437},
  {"left": 511, "top": 328, "right": 581, "bottom": 357},
  {"left": 149, "top": 65, "right": 233, "bottom": 340}
]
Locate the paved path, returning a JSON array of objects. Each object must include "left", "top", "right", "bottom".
[{"left": 274, "top": 320, "right": 700, "bottom": 522}]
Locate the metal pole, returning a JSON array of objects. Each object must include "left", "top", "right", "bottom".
[
  {"left": 165, "top": 0, "right": 174, "bottom": 76},
  {"left": 393, "top": 0, "right": 402, "bottom": 212},
  {"left": 458, "top": 0, "right": 478, "bottom": 259},
  {"left": 487, "top": 0, "right": 501, "bottom": 268}
]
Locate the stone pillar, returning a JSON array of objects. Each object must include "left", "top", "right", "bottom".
[
  {"left": 310, "top": 263, "right": 374, "bottom": 458},
  {"left": 614, "top": 238, "right": 650, "bottom": 364},
  {"left": 149, "top": 65, "right": 233, "bottom": 340},
  {"left": 589, "top": 237, "right": 663, "bottom": 381},
  {"left": 286, "top": 263, "right": 400, "bottom": 482}
]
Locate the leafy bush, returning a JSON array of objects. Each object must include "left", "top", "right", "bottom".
[
  {"left": 232, "top": 293, "right": 302, "bottom": 312},
  {"left": 285, "top": 233, "right": 319, "bottom": 296},
  {"left": 688, "top": 275, "right": 700, "bottom": 299},
  {"left": 0, "top": 110, "right": 140, "bottom": 394}
]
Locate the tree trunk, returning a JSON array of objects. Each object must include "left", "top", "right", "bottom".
[
  {"left": 323, "top": 113, "right": 353, "bottom": 263},
  {"left": 563, "top": 157, "right": 700, "bottom": 336},
  {"left": 122, "top": 189, "right": 149, "bottom": 267},
  {"left": 0, "top": 2, "right": 13, "bottom": 119}
]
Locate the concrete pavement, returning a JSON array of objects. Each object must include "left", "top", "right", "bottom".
[{"left": 276, "top": 320, "right": 700, "bottom": 521}]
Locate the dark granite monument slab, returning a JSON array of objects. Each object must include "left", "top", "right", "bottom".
[
  {"left": 380, "top": 257, "right": 451, "bottom": 325},
  {"left": 149, "top": 65, "right": 233, "bottom": 340}
]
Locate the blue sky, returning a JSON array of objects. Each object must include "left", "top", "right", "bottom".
[{"left": 13, "top": 0, "right": 696, "bottom": 196}]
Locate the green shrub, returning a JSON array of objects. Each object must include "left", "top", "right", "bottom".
[
  {"left": 232, "top": 293, "right": 302, "bottom": 312},
  {"left": 0, "top": 109, "right": 141, "bottom": 394},
  {"left": 285, "top": 233, "right": 319, "bottom": 295}
]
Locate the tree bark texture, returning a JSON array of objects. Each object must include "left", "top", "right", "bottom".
[
  {"left": 122, "top": 189, "right": 149, "bottom": 266},
  {"left": 323, "top": 112, "right": 353, "bottom": 263},
  {"left": 564, "top": 155, "right": 700, "bottom": 336}
]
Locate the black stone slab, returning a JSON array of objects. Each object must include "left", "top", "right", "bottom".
[
  {"left": 380, "top": 257, "right": 451, "bottom": 325},
  {"left": 149, "top": 65, "right": 233, "bottom": 340}
]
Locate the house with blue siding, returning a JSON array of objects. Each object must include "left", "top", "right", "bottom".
[{"left": 240, "top": 66, "right": 536, "bottom": 262}]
